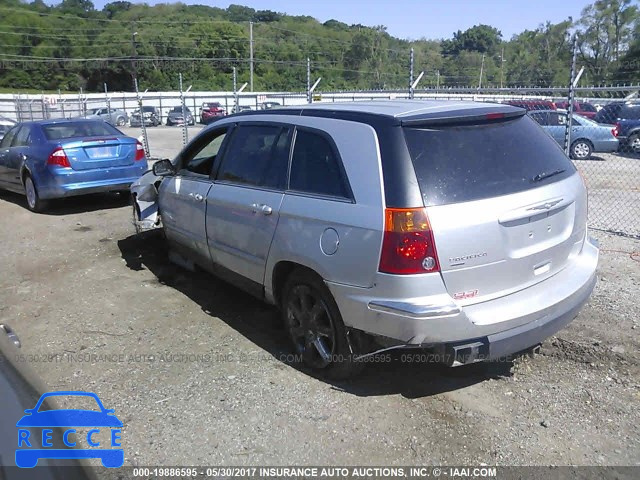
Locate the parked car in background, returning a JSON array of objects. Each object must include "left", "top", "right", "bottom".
[
  {"left": 0, "top": 123, "right": 11, "bottom": 142},
  {"left": 0, "top": 119, "right": 147, "bottom": 212},
  {"left": 593, "top": 101, "right": 640, "bottom": 125},
  {"left": 0, "top": 118, "right": 16, "bottom": 142},
  {"left": 259, "top": 101, "right": 281, "bottom": 110},
  {"left": 85, "top": 107, "right": 129, "bottom": 126},
  {"left": 132, "top": 100, "right": 598, "bottom": 378},
  {"left": 230, "top": 105, "right": 252, "bottom": 114},
  {"left": 503, "top": 99, "right": 557, "bottom": 111},
  {"left": 200, "top": 102, "right": 226, "bottom": 124},
  {"left": 529, "top": 109, "right": 618, "bottom": 159},
  {"left": 130, "top": 106, "right": 161, "bottom": 127},
  {"left": 614, "top": 119, "right": 640, "bottom": 153},
  {"left": 554, "top": 101, "right": 598, "bottom": 120},
  {"left": 167, "top": 106, "right": 195, "bottom": 126}
]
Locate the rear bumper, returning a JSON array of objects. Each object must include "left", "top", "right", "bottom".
[
  {"left": 327, "top": 237, "right": 598, "bottom": 361},
  {"left": 36, "top": 163, "right": 148, "bottom": 199}
]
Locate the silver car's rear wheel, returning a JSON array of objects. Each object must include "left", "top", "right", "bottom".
[
  {"left": 281, "top": 269, "right": 364, "bottom": 378},
  {"left": 116, "top": 116, "right": 126, "bottom": 126},
  {"left": 285, "top": 284, "right": 337, "bottom": 369}
]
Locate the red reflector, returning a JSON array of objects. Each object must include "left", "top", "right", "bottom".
[
  {"left": 486, "top": 113, "right": 505, "bottom": 120},
  {"left": 47, "top": 147, "right": 70, "bottom": 168},
  {"left": 379, "top": 208, "right": 440, "bottom": 275},
  {"left": 135, "top": 141, "right": 145, "bottom": 161}
]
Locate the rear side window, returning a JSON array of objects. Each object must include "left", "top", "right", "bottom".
[
  {"left": 289, "top": 129, "right": 350, "bottom": 199},
  {"left": 217, "top": 124, "right": 288, "bottom": 189},
  {"left": 403, "top": 115, "right": 575, "bottom": 206},
  {"left": 579, "top": 103, "right": 597, "bottom": 112},
  {"left": 43, "top": 121, "right": 119, "bottom": 140}
]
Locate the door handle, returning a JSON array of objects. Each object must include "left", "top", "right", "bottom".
[
  {"left": 189, "top": 193, "right": 204, "bottom": 202},
  {"left": 250, "top": 203, "right": 273, "bottom": 215},
  {"left": 19, "top": 153, "right": 27, "bottom": 161}
]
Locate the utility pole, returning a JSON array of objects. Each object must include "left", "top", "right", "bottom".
[
  {"left": 409, "top": 47, "right": 414, "bottom": 99},
  {"left": 249, "top": 21, "right": 254, "bottom": 92},
  {"left": 436, "top": 70, "right": 440, "bottom": 90},
  {"left": 307, "top": 57, "right": 311, "bottom": 104},
  {"left": 564, "top": 36, "right": 578, "bottom": 157},
  {"left": 500, "top": 46, "right": 505, "bottom": 89},
  {"left": 478, "top": 53, "right": 485, "bottom": 89},
  {"left": 233, "top": 67, "right": 238, "bottom": 112},
  {"left": 131, "top": 31, "right": 138, "bottom": 89}
]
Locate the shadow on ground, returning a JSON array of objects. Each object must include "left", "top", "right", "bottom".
[
  {"left": 0, "top": 189, "right": 130, "bottom": 215},
  {"left": 118, "top": 230, "right": 513, "bottom": 399}
]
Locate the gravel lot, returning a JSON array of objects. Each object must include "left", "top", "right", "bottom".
[{"left": 0, "top": 125, "right": 638, "bottom": 469}]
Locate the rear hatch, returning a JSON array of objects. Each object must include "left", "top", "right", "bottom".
[
  {"left": 63, "top": 137, "right": 136, "bottom": 170},
  {"left": 402, "top": 111, "right": 587, "bottom": 307}
]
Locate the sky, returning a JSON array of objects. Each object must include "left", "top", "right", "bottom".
[{"left": 80, "top": 0, "right": 592, "bottom": 40}]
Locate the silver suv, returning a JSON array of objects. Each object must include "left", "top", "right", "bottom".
[{"left": 131, "top": 100, "right": 598, "bottom": 378}]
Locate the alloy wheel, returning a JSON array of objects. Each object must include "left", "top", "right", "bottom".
[{"left": 285, "top": 284, "right": 336, "bottom": 369}]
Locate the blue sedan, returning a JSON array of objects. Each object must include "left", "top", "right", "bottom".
[
  {"left": 529, "top": 110, "right": 619, "bottom": 159},
  {"left": 0, "top": 119, "right": 148, "bottom": 212}
]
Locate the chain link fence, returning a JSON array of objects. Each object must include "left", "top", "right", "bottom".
[{"left": 0, "top": 86, "right": 638, "bottom": 238}]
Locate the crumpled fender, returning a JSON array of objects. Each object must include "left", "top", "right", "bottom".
[{"left": 131, "top": 169, "right": 162, "bottom": 232}]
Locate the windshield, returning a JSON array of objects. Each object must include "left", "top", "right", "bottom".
[{"left": 403, "top": 115, "right": 575, "bottom": 206}]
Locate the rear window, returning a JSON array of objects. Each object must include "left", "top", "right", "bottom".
[
  {"left": 403, "top": 115, "right": 575, "bottom": 206},
  {"left": 43, "top": 121, "right": 120, "bottom": 140}
]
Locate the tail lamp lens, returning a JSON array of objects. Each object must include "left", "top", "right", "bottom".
[
  {"left": 135, "top": 141, "right": 145, "bottom": 161},
  {"left": 47, "top": 147, "right": 70, "bottom": 168},
  {"left": 379, "top": 208, "right": 440, "bottom": 274}
]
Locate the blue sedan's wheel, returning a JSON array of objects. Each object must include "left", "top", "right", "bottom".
[
  {"left": 629, "top": 134, "right": 640, "bottom": 154},
  {"left": 24, "top": 175, "right": 48, "bottom": 213},
  {"left": 571, "top": 140, "right": 592, "bottom": 160}
]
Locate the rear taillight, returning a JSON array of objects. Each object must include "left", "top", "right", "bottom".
[
  {"left": 47, "top": 147, "right": 70, "bottom": 168},
  {"left": 135, "top": 141, "right": 145, "bottom": 161},
  {"left": 379, "top": 208, "right": 440, "bottom": 274},
  {"left": 612, "top": 123, "right": 620, "bottom": 137}
]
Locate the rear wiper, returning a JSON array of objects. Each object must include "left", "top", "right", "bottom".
[{"left": 532, "top": 169, "right": 566, "bottom": 182}]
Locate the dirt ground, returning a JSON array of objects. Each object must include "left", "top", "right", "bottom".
[{"left": 0, "top": 125, "right": 638, "bottom": 469}]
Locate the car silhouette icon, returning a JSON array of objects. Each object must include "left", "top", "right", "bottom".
[{"left": 15, "top": 391, "right": 123, "bottom": 468}]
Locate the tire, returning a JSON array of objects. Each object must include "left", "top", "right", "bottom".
[
  {"left": 281, "top": 269, "right": 364, "bottom": 379},
  {"left": 23, "top": 174, "right": 48, "bottom": 213},
  {"left": 116, "top": 116, "right": 126, "bottom": 127},
  {"left": 570, "top": 139, "right": 592, "bottom": 160},
  {"left": 628, "top": 133, "right": 640, "bottom": 154}
]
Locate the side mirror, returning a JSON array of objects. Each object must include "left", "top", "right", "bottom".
[
  {"left": 152, "top": 159, "right": 176, "bottom": 177},
  {"left": 0, "top": 324, "right": 21, "bottom": 348}
]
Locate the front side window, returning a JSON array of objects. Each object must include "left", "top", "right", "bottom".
[
  {"left": 216, "top": 124, "right": 288, "bottom": 190},
  {"left": 289, "top": 129, "right": 349, "bottom": 199},
  {"left": 0, "top": 126, "right": 18, "bottom": 148},
  {"left": 181, "top": 128, "right": 229, "bottom": 176}
]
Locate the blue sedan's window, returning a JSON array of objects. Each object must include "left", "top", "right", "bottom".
[{"left": 43, "top": 121, "right": 120, "bottom": 140}]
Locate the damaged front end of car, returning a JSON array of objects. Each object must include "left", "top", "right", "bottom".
[{"left": 130, "top": 169, "right": 162, "bottom": 233}]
